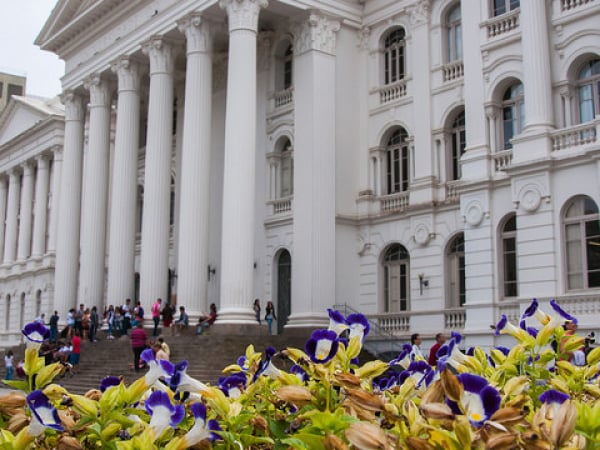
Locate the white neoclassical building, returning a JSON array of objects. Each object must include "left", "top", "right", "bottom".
[{"left": 0, "top": 0, "right": 599, "bottom": 349}]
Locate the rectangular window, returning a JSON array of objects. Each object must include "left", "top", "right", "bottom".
[
  {"left": 503, "top": 106, "right": 516, "bottom": 149},
  {"left": 566, "top": 223, "right": 583, "bottom": 289},
  {"left": 7, "top": 83, "right": 23, "bottom": 98},
  {"left": 586, "top": 220, "right": 600, "bottom": 287},
  {"left": 401, "top": 147, "right": 409, "bottom": 191}
]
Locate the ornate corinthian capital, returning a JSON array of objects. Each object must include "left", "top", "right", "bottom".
[
  {"left": 219, "top": 0, "right": 268, "bottom": 33},
  {"left": 84, "top": 74, "right": 112, "bottom": 107},
  {"left": 61, "top": 91, "right": 84, "bottom": 121},
  {"left": 178, "top": 13, "right": 213, "bottom": 54},
  {"left": 111, "top": 57, "right": 141, "bottom": 92},
  {"left": 407, "top": 0, "right": 431, "bottom": 26},
  {"left": 142, "top": 37, "right": 176, "bottom": 76},
  {"left": 292, "top": 13, "right": 341, "bottom": 56}
]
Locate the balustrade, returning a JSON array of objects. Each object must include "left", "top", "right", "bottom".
[
  {"left": 444, "top": 309, "right": 466, "bottom": 329},
  {"left": 377, "top": 80, "right": 407, "bottom": 104},
  {"left": 445, "top": 181, "right": 460, "bottom": 202},
  {"left": 273, "top": 88, "right": 293, "bottom": 108},
  {"left": 561, "top": 0, "right": 593, "bottom": 11},
  {"left": 493, "top": 150, "right": 513, "bottom": 171},
  {"left": 551, "top": 121, "right": 598, "bottom": 152},
  {"left": 442, "top": 61, "right": 464, "bottom": 82},
  {"left": 484, "top": 9, "right": 520, "bottom": 38},
  {"left": 270, "top": 197, "right": 292, "bottom": 215},
  {"left": 380, "top": 191, "right": 409, "bottom": 213}
]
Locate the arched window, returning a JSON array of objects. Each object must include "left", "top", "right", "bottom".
[
  {"left": 385, "top": 128, "right": 410, "bottom": 194},
  {"left": 577, "top": 59, "right": 600, "bottom": 123},
  {"left": 446, "top": 234, "right": 465, "bottom": 307},
  {"left": 446, "top": 4, "right": 462, "bottom": 63},
  {"left": 279, "top": 138, "right": 293, "bottom": 198},
  {"left": 492, "top": 0, "right": 519, "bottom": 16},
  {"left": 383, "top": 28, "right": 406, "bottom": 85},
  {"left": 564, "top": 196, "right": 600, "bottom": 290},
  {"left": 383, "top": 244, "right": 410, "bottom": 312},
  {"left": 501, "top": 214, "right": 518, "bottom": 298},
  {"left": 275, "top": 41, "right": 293, "bottom": 92},
  {"left": 449, "top": 110, "right": 466, "bottom": 180},
  {"left": 283, "top": 45, "right": 293, "bottom": 90},
  {"left": 502, "top": 82, "right": 525, "bottom": 149}
]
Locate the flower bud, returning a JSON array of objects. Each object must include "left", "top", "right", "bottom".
[
  {"left": 57, "top": 435, "right": 83, "bottom": 450},
  {"left": 6, "top": 412, "right": 29, "bottom": 433},
  {"left": 345, "top": 422, "right": 389, "bottom": 450},
  {"left": 323, "top": 433, "right": 350, "bottom": 450},
  {"left": 419, "top": 402, "right": 454, "bottom": 420}
]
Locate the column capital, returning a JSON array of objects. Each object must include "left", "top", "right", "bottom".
[
  {"left": 292, "top": 13, "right": 340, "bottom": 56},
  {"left": 142, "top": 37, "right": 176, "bottom": 76},
  {"left": 407, "top": 0, "right": 431, "bottom": 26},
  {"left": 20, "top": 161, "right": 33, "bottom": 176},
  {"left": 484, "top": 103, "right": 499, "bottom": 119},
  {"left": 52, "top": 145, "right": 64, "bottom": 160},
  {"left": 178, "top": 13, "right": 213, "bottom": 54},
  {"left": 356, "top": 26, "right": 371, "bottom": 52},
  {"left": 35, "top": 154, "right": 50, "bottom": 166},
  {"left": 8, "top": 167, "right": 21, "bottom": 179},
  {"left": 111, "top": 57, "right": 141, "bottom": 93},
  {"left": 219, "top": 0, "right": 268, "bottom": 33},
  {"left": 61, "top": 91, "right": 85, "bottom": 121},
  {"left": 84, "top": 74, "right": 112, "bottom": 107}
]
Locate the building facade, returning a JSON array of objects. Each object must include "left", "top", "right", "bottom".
[{"left": 0, "top": 0, "right": 599, "bottom": 349}]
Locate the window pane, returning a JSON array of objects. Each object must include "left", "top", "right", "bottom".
[
  {"left": 455, "top": 24, "right": 462, "bottom": 60},
  {"left": 509, "top": 0, "right": 520, "bottom": 10},
  {"left": 494, "top": 0, "right": 506, "bottom": 16},
  {"left": 579, "top": 85, "right": 594, "bottom": 123}
]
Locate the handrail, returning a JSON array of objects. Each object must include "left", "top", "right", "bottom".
[{"left": 332, "top": 303, "right": 405, "bottom": 359}]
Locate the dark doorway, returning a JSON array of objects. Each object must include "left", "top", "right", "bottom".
[{"left": 277, "top": 250, "right": 291, "bottom": 335}]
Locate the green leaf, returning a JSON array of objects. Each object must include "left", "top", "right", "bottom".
[
  {"left": 1, "top": 380, "right": 28, "bottom": 391},
  {"left": 282, "top": 433, "right": 326, "bottom": 450}
]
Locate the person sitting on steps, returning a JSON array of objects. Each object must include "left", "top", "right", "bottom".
[
  {"left": 171, "top": 306, "right": 189, "bottom": 336},
  {"left": 197, "top": 303, "right": 217, "bottom": 335}
]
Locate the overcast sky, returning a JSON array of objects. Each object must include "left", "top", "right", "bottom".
[{"left": 0, "top": 0, "right": 64, "bottom": 98}]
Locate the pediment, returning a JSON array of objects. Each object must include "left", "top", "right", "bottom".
[{"left": 0, "top": 96, "right": 64, "bottom": 146}]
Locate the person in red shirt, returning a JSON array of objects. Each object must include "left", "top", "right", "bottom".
[
  {"left": 69, "top": 331, "right": 81, "bottom": 375},
  {"left": 428, "top": 333, "right": 446, "bottom": 367},
  {"left": 130, "top": 321, "right": 148, "bottom": 372}
]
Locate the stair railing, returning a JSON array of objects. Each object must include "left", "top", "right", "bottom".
[{"left": 332, "top": 303, "right": 405, "bottom": 360}]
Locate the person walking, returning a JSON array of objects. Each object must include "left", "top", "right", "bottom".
[
  {"left": 130, "top": 321, "right": 148, "bottom": 372},
  {"left": 264, "top": 301, "right": 277, "bottom": 336},
  {"left": 49, "top": 311, "right": 59, "bottom": 343},
  {"left": 4, "top": 350, "right": 14, "bottom": 380},
  {"left": 253, "top": 299, "right": 261, "bottom": 325},
  {"left": 152, "top": 298, "right": 162, "bottom": 337}
]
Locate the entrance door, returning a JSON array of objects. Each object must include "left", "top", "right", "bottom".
[{"left": 277, "top": 250, "right": 291, "bottom": 335}]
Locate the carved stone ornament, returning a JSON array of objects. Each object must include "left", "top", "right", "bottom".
[
  {"left": 85, "top": 74, "right": 112, "bottom": 107},
  {"left": 111, "top": 57, "right": 141, "bottom": 93},
  {"left": 178, "top": 14, "right": 213, "bottom": 54},
  {"left": 407, "top": 0, "right": 431, "bottom": 26},
  {"left": 292, "top": 13, "right": 341, "bottom": 56},
  {"left": 518, "top": 184, "right": 542, "bottom": 212},
  {"left": 61, "top": 91, "right": 85, "bottom": 121},
  {"left": 357, "top": 26, "right": 371, "bottom": 51},
  {"left": 142, "top": 38, "right": 176, "bottom": 76},
  {"left": 414, "top": 223, "right": 431, "bottom": 246},
  {"left": 219, "top": 0, "right": 268, "bottom": 33},
  {"left": 464, "top": 200, "right": 485, "bottom": 226}
]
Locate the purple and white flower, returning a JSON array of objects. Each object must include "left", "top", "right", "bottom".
[
  {"left": 218, "top": 372, "right": 247, "bottom": 398},
  {"left": 22, "top": 322, "right": 50, "bottom": 347},
  {"left": 305, "top": 329, "right": 339, "bottom": 364},
  {"left": 346, "top": 313, "right": 370, "bottom": 341},
  {"left": 550, "top": 299, "right": 578, "bottom": 324},
  {"left": 253, "top": 346, "right": 282, "bottom": 381},
  {"left": 447, "top": 373, "right": 501, "bottom": 427},
  {"left": 141, "top": 348, "right": 175, "bottom": 387},
  {"left": 167, "top": 360, "right": 212, "bottom": 395},
  {"left": 398, "top": 360, "right": 435, "bottom": 390},
  {"left": 100, "top": 376, "right": 122, "bottom": 392},
  {"left": 180, "top": 403, "right": 221, "bottom": 447},
  {"left": 539, "top": 389, "right": 570, "bottom": 406},
  {"left": 26, "top": 390, "right": 64, "bottom": 436},
  {"left": 290, "top": 364, "right": 309, "bottom": 383},
  {"left": 389, "top": 343, "right": 413, "bottom": 370},
  {"left": 145, "top": 390, "right": 185, "bottom": 438},
  {"left": 327, "top": 309, "right": 349, "bottom": 336}
]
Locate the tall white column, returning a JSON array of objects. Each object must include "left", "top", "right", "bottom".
[
  {"left": 176, "top": 15, "right": 213, "bottom": 316},
  {"left": 47, "top": 147, "right": 62, "bottom": 254},
  {"left": 3, "top": 169, "right": 20, "bottom": 263},
  {"left": 54, "top": 91, "right": 85, "bottom": 315},
  {"left": 520, "top": 1, "right": 553, "bottom": 131},
  {"left": 288, "top": 13, "right": 339, "bottom": 328},
  {"left": 107, "top": 58, "right": 141, "bottom": 305},
  {"left": 217, "top": 0, "right": 267, "bottom": 323},
  {"left": 140, "top": 38, "right": 175, "bottom": 309},
  {"left": 0, "top": 176, "right": 8, "bottom": 260},
  {"left": 31, "top": 155, "right": 50, "bottom": 258},
  {"left": 17, "top": 162, "right": 34, "bottom": 261},
  {"left": 79, "top": 75, "right": 112, "bottom": 307}
]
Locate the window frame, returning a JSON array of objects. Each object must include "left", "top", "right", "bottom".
[
  {"left": 491, "top": 0, "right": 520, "bottom": 17},
  {"left": 446, "top": 233, "right": 466, "bottom": 308},
  {"left": 279, "top": 139, "right": 294, "bottom": 198},
  {"left": 382, "top": 244, "right": 411, "bottom": 312},
  {"left": 382, "top": 28, "right": 406, "bottom": 86},
  {"left": 385, "top": 128, "right": 410, "bottom": 194},
  {"left": 500, "top": 214, "right": 518, "bottom": 298},
  {"left": 577, "top": 59, "right": 600, "bottom": 124},
  {"left": 446, "top": 3, "right": 462, "bottom": 63},
  {"left": 563, "top": 196, "right": 600, "bottom": 291},
  {"left": 501, "top": 82, "right": 525, "bottom": 149},
  {"left": 449, "top": 110, "right": 466, "bottom": 181}
]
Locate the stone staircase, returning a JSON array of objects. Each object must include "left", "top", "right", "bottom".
[{"left": 2, "top": 327, "right": 377, "bottom": 395}]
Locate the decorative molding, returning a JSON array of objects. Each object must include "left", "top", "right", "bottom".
[
  {"left": 292, "top": 13, "right": 341, "bottom": 56},
  {"left": 407, "top": 0, "right": 430, "bottom": 26},
  {"left": 84, "top": 74, "right": 112, "bottom": 107},
  {"left": 142, "top": 37, "right": 176, "bottom": 76},
  {"left": 413, "top": 223, "right": 431, "bottom": 246},
  {"left": 61, "top": 91, "right": 85, "bottom": 121},
  {"left": 178, "top": 13, "right": 213, "bottom": 54},
  {"left": 512, "top": 176, "right": 550, "bottom": 213},
  {"left": 357, "top": 26, "right": 371, "bottom": 51},
  {"left": 219, "top": 0, "right": 268, "bottom": 33},
  {"left": 463, "top": 200, "right": 485, "bottom": 226},
  {"left": 257, "top": 31, "right": 274, "bottom": 72},
  {"left": 111, "top": 57, "right": 141, "bottom": 93}
]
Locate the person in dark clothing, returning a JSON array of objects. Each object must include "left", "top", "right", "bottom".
[
  {"left": 130, "top": 322, "right": 148, "bottom": 372},
  {"left": 89, "top": 306, "right": 99, "bottom": 342},
  {"left": 49, "top": 311, "right": 59, "bottom": 342}
]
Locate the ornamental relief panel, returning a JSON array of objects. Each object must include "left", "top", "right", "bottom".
[
  {"left": 512, "top": 175, "right": 550, "bottom": 213},
  {"left": 292, "top": 14, "right": 340, "bottom": 56}
]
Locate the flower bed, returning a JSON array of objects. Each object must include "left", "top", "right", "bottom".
[{"left": 1, "top": 300, "right": 599, "bottom": 449}]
